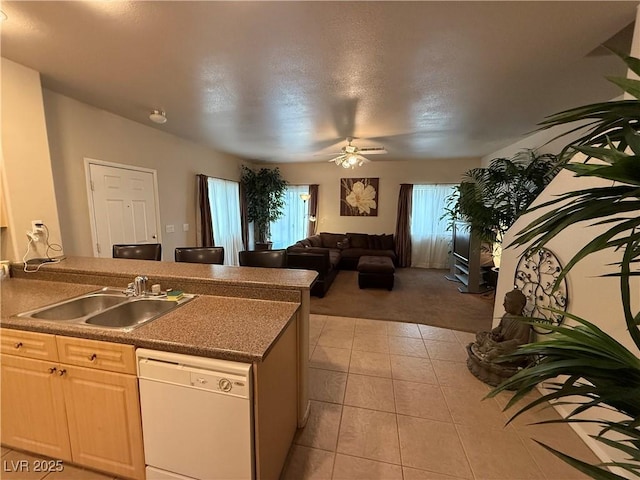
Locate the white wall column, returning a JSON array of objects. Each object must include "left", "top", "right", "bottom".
[{"left": 1, "top": 58, "right": 63, "bottom": 261}]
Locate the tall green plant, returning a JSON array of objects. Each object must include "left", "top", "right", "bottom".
[
  {"left": 445, "top": 150, "right": 561, "bottom": 245},
  {"left": 240, "top": 166, "right": 288, "bottom": 244},
  {"left": 490, "top": 52, "right": 640, "bottom": 479}
]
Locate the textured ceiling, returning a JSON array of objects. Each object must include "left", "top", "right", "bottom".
[{"left": 1, "top": 1, "right": 637, "bottom": 162}]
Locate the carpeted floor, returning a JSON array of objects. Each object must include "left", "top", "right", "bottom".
[{"left": 310, "top": 268, "right": 494, "bottom": 333}]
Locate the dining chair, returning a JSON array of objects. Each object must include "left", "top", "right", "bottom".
[
  {"left": 175, "top": 247, "right": 224, "bottom": 265},
  {"left": 112, "top": 243, "right": 162, "bottom": 261},
  {"left": 238, "top": 249, "right": 287, "bottom": 268}
]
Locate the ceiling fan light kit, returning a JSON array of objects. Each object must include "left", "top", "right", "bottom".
[
  {"left": 326, "top": 137, "right": 386, "bottom": 169},
  {"left": 149, "top": 109, "right": 167, "bottom": 124}
]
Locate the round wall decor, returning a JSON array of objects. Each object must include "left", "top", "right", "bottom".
[{"left": 514, "top": 247, "right": 568, "bottom": 334}]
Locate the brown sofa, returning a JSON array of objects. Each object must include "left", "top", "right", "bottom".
[{"left": 286, "top": 232, "right": 397, "bottom": 297}]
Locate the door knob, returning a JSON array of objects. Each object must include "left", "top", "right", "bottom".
[
  {"left": 58, "top": 369, "right": 67, "bottom": 377},
  {"left": 14, "top": 342, "right": 23, "bottom": 349},
  {"left": 48, "top": 367, "right": 57, "bottom": 374},
  {"left": 152, "top": 235, "right": 157, "bottom": 239}
]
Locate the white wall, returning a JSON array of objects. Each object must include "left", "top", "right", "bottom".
[
  {"left": 266, "top": 157, "right": 481, "bottom": 235},
  {"left": 1, "top": 58, "right": 63, "bottom": 262},
  {"left": 43, "top": 91, "right": 246, "bottom": 260},
  {"left": 495, "top": 167, "right": 640, "bottom": 353}
]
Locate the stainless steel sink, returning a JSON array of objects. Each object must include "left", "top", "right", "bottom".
[
  {"left": 85, "top": 298, "right": 179, "bottom": 328},
  {"left": 17, "top": 287, "right": 195, "bottom": 331},
  {"left": 29, "top": 293, "right": 128, "bottom": 320}
]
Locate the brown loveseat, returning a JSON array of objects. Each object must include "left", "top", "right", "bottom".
[{"left": 286, "top": 232, "right": 396, "bottom": 297}]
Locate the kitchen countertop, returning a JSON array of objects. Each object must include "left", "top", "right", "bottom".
[
  {"left": 14, "top": 256, "right": 316, "bottom": 290},
  {"left": 1, "top": 278, "right": 300, "bottom": 363}
]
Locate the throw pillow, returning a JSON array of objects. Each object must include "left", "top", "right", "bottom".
[
  {"left": 382, "top": 234, "right": 394, "bottom": 250},
  {"left": 368, "top": 234, "right": 384, "bottom": 250},
  {"left": 336, "top": 238, "right": 350, "bottom": 250},
  {"left": 320, "top": 232, "right": 344, "bottom": 249},
  {"left": 346, "top": 233, "right": 369, "bottom": 249},
  {"left": 309, "top": 235, "right": 322, "bottom": 247}
]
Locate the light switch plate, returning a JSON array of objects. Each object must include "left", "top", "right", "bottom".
[
  {"left": 183, "top": 223, "right": 189, "bottom": 232},
  {"left": 166, "top": 224, "right": 175, "bottom": 233}
]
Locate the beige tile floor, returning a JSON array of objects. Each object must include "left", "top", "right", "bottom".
[
  {"left": 1, "top": 314, "right": 601, "bottom": 480},
  {"left": 281, "top": 314, "right": 601, "bottom": 480},
  {"left": 0, "top": 447, "right": 117, "bottom": 480}
]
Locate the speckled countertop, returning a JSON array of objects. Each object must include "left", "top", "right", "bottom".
[
  {"left": 1, "top": 279, "right": 300, "bottom": 363},
  {"left": 14, "top": 256, "right": 316, "bottom": 289}
]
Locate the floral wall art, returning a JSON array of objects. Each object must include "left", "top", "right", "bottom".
[{"left": 340, "top": 178, "right": 379, "bottom": 216}]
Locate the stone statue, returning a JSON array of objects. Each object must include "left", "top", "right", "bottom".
[{"left": 466, "top": 289, "right": 532, "bottom": 387}]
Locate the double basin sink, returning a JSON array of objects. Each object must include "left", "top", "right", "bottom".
[{"left": 17, "top": 288, "right": 195, "bottom": 332}]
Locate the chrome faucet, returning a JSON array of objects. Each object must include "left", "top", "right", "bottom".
[{"left": 133, "top": 276, "right": 148, "bottom": 297}]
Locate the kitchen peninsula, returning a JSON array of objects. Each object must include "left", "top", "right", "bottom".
[{"left": 1, "top": 256, "right": 317, "bottom": 480}]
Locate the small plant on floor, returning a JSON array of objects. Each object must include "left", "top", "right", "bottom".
[{"left": 489, "top": 51, "right": 640, "bottom": 479}]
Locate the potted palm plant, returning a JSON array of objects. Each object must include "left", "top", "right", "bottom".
[
  {"left": 240, "top": 166, "right": 288, "bottom": 250},
  {"left": 446, "top": 149, "right": 561, "bottom": 247},
  {"left": 490, "top": 52, "right": 640, "bottom": 479}
]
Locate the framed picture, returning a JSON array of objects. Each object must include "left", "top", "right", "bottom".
[{"left": 340, "top": 178, "right": 379, "bottom": 216}]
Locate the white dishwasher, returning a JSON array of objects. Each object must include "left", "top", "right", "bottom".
[{"left": 136, "top": 349, "right": 254, "bottom": 480}]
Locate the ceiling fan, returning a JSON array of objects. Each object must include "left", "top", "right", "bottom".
[{"left": 324, "top": 137, "right": 387, "bottom": 169}]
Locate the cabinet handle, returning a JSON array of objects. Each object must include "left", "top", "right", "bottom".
[
  {"left": 57, "top": 369, "right": 67, "bottom": 377},
  {"left": 14, "top": 342, "right": 23, "bottom": 349},
  {"left": 48, "top": 367, "right": 57, "bottom": 374},
  {"left": 88, "top": 353, "right": 97, "bottom": 362}
]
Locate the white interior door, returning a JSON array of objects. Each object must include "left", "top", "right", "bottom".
[{"left": 87, "top": 162, "right": 160, "bottom": 258}]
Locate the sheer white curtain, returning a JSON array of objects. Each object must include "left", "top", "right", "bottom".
[
  {"left": 207, "top": 177, "right": 244, "bottom": 266},
  {"left": 270, "top": 185, "right": 310, "bottom": 249},
  {"left": 411, "top": 184, "right": 457, "bottom": 269}
]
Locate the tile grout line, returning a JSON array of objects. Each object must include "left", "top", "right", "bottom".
[{"left": 452, "top": 422, "right": 480, "bottom": 480}]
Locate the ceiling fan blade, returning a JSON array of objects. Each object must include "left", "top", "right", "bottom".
[
  {"left": 315, "top": 151, "right": 344, "bottom": 156},
  {"left": 358, "top": 147, "right": 387, "bottom": 155}
]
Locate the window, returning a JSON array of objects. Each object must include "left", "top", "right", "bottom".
[
  {"left": 410, "top": 184, "right": 457, "bottom": 269},
  {"left": 270, "top": 185, "right": 310, "bottom": 250},
  {"left": 207, "top": 177, "right": 244, "bottom": 265}
]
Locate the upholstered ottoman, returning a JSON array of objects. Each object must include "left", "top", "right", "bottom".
[{"left": 357, "top": 256, "right": 395, "bottom": 290}]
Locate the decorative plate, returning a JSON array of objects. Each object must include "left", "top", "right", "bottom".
[{"left": 514, "top": 248, "right": 568, "bottom": 334}]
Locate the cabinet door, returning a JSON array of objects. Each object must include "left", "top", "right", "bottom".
[
  {"left": 61, "top": 365, "right": 145, "bottom": 480},
  {"left": 0, "top": 354, "right": 72, "bottom": 461}
]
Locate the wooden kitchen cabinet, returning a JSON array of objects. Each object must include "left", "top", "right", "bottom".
[
  {"left": 61, "top": 364, "right": 145, "bottom": 479},
  {"left": 0, "top": 354, "right": 72, "bottom": 462},
  {"left": 1, "top": 328, "right": 58, "bottom": 361},
  {"left": 1, "top": 330, "right": 144, "bottom": 480}
]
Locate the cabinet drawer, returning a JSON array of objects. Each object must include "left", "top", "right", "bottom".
[
  {"left": 56, "top": 337, "right": 135, "bottom": 374},
  {"left": 1, "top": 328, "right": 58, "bottom": 361}
]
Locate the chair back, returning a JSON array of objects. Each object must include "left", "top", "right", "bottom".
[
  {"left": 175, "top": 247, "right": 224, "bottom": 265},
  {"left": 238, "top": 249, "right": 287, "bottom": 268},
  {"left": 112, "top": 243, "right": 162, "bottom": 261}
]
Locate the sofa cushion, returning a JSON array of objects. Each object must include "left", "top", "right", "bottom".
[
  {"left": 341, "top": 248, "right": 396, "bottom": 260},
  {"left": 320, "top": 232, "right": 345, "bottom": 249},
  {"left": 382, "top": 234, "right": 394, "bottom": 251},
  {"left": 308, "top": 235, "right": 322, "bottom": 247},
  {"left": 296, "top": 246, "right": 330, "bottom": 255},
  {"left": 328, "top": 250, "right": 341, "bottom": 268},
  {"left": 368, "top": 234, "right": 384, "bottom": 250},
  {"left": 346, "top": 233, "right": 369, "bottom": 249}
]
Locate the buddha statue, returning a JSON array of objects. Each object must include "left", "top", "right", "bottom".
[{"left": 466, "top": 288, "right": 532, "bottom": 387}]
